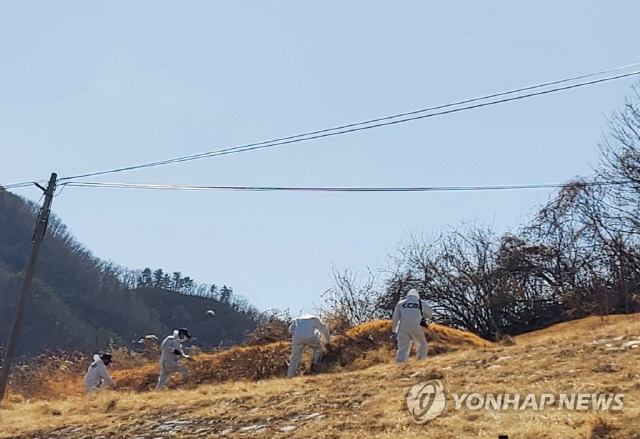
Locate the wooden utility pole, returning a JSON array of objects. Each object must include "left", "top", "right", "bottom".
[{"left": 0, "top": 173, "right": 57, "bottom": 403}]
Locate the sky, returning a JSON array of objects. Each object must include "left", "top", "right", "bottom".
[{"left": 2, "top": 2, "right": 640, "bottom": 313}]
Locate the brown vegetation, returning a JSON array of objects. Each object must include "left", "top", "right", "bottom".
[
  {"left": 106, "top": 321, "right": 489, "bottom": 393},
  {"left": 0, "top": 314, "right": 638, "bottom": 439},
  {"left": 4, "top": 321, "right": 488, "bottom": 399}
]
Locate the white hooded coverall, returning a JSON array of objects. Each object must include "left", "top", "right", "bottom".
[
  {"left": 287, "top": 314, "right": 330, "bottom": 377},
  {"left": 391, "top": 290, "right": 434, "bottom": 364},
  {"left": 84, "top": 355, "right": 116, "bottom": 393},
  {"left": 156, "top": 331, "right": 189, "bottom": 389}
]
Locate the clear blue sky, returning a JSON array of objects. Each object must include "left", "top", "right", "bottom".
[{"left": 2, "top": 2, "right": 639, "bottom": 312}]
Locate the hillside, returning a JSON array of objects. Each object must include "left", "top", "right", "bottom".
[
  {"left": 1, "top": 315, "right": 638, "bottom": 438},
  {"left": 0, "top": 188, "right": 256, "bottom": 356},
  {"left": 4, "top": 321, "right": 490, "bottom": 399}
]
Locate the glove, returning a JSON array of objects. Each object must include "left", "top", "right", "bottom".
[{"left": 391, "top": 332, "right": 398, "bottom": 341}]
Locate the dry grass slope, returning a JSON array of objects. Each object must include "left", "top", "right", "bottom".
[
  {"left": 1, "top": 315, "right": 638, "bottom": 439},
  {"left": 4, "top": 321, "right": 489, "bottom": 400},
  {"left": 107, "top": 321, "right": 490, "bottom": 393}
]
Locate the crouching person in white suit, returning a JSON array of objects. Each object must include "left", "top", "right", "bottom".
[
  {"left": 392, "top": 289, "right": 434, "bottom": 364},
  {"left": 287, "top": 314, "right": 330, "bottom": 377},
  {"left": 156, "top": 328, "right": 192, "bottom": 390},
  {"left": 85, "top": 353, "right": 116, "bottom": 393}
]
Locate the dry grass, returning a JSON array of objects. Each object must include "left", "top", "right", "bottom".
[
  {"left": 5, "top": 352, "right": 86, "bottom": 400},
  {"left": 1, "top": 316, "right": 638, "bottom": 438},
  {"left": 5, "top": 321, "right": 486, "bottom": 397},
  {"left": 5, "top": 346, "right": 153, "bottom": 400}
]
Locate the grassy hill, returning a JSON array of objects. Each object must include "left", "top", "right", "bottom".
[
  {"left": 1, "top": 314, "right": 638, "bottom": 438},
  {"left": 4, "top": 321, "right": 489, "bottom": 399}
]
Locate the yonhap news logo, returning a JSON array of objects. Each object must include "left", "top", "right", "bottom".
[
  {"left": 406, "top": 380, "right": 447, "bottom": 424},
  {"left": 406, "top": 380, "right": 624, "bottom": 424}
]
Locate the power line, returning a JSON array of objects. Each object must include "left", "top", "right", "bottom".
[
  {"left": 56, "top": 65, "right": 640, "bottom": 182},
  {"left": 0, "top": 181, "right": 41, "bottom": 192},
  {"left": 62, "top": 180, "right": 631, "bottom": 193},
  {"left": 3, "top": 63, "right": 640, "bottom": 191}
]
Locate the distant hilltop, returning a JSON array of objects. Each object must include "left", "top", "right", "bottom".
[{"left": 0, "top": 189, "right": 257, "bottom": 357}]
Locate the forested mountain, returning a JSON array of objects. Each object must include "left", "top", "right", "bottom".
[{"left": 0, "top": 189, "right": 257, "bottom": 357}]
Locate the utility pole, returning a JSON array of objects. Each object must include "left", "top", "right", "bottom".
[{"left": 0, "top": 173, "right": 57, "bottom": 403}]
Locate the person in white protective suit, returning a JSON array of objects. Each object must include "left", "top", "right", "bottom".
[
  {"left": 391, "top": 289, "right": 434, "bottom": 364},
  {"left": 287, "top": 314, "right": 330, "bottom": 377},
  {"left": 156, "top": 328, "right": 192, "bottom": 390},
  {"left": 84, "top": 353, "right": 116, "bottom": 393}
]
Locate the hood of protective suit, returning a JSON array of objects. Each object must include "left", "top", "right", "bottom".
[
  {"left": 406, "top": 289, "right": 420, "bottom": 299},
  {"left": 93, "top": 354, "right": 101, "bottom": 362},
  {"left": 173, "top": 329, "right": 188, "bottom": 342},
  {"left": 297, "top": 313, "right": 317, "bottom": 320}
]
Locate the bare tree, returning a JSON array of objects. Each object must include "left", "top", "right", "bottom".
[
  {"left": 322, "top": 266, "right": 384, "bottom": 328},
  {"left": 380, "top": 227, "right": 507, "bottom": 339}
]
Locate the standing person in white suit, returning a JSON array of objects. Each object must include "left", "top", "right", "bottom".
[
  {"left": 287, "top": 314, "right": 330, "bottom": 377},
  {"left": 156, "top": 328, "right": 192, "bottom": 390},
  {"left": 391, "top": 289, "right": 434, "bottom": 364},
  {"left": 84, "top": 353, "right": 116, "bottom": 393}
]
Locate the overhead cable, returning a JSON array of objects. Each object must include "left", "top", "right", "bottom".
[
  {"left": 62, "top": 180, "right": 631, "bottom": 193},
  {"left": 0, "top": 181, "right": 41, "bottom": 192},
  {"left": 56, "top": 65, "right": 640, "bottom": 182}
]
